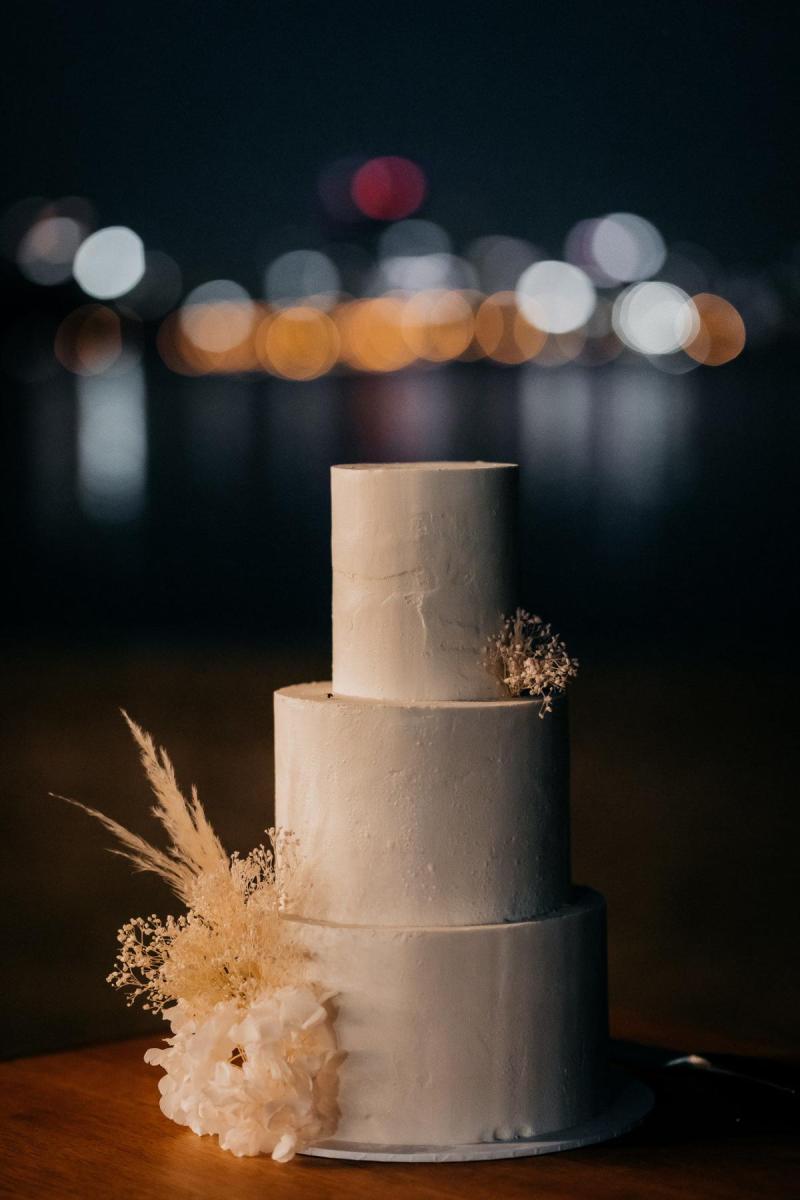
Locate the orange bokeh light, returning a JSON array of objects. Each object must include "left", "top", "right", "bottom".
[
  {"left": 336, "top": 297, "right": 416, "bottom": 373},
  {"left": 684, "top": 293, "right": 746, "bottom": 366},
  {"left": 474, "top": 292, "right": 546, "bottom": 364},
  {"left": 159, "top": 305, "right": 263, "bottom": 375},
  {"left": 257, "top": 306, "right": 339, "bottom": 380}
]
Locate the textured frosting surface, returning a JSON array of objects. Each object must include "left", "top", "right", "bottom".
[
  {"left": 332, "top": 462, "right": 517, "bottom": 701},
  {"left": 292, "top": 889, "right": 608, "bottom": 1148},
  {"left": 275, "top": 682, "right": 570, "bottom": 925}
]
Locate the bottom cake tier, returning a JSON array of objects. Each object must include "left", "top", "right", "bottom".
[{"left": 290, "top": 887, "right": 608, "bottom": 1149}]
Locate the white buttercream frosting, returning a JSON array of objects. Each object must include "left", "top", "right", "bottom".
[
  {"left": 267, "top": 459, "right": 609, "bottom": 1154},
  {"left": 275, "top": 682, "right": 570, "bottom": 926},
  {"left": 291, "top": 889, "right": 608, "bottom": 1148},
  {"left": 332, "top": 462, "right": 517, "bottom": 702}
]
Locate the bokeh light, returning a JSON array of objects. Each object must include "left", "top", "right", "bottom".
[
  {"left": 401, "top": 290, "right": 474, "bottom": 362},
  {"left": 1, "top": 195, "right": 93, "bottom": 262},
  {"left": 54, "top": 304, "right": 139, "bottom": 375},
  {"left": 684, "top": 293, "right": 746, "bottom": 365},
  {"left": 566, "top": 213, "right": 666, "bottom": 285},
  {"left": 591, "top": 213, "right": 666, "bottom": 282},
  {"left": 378, "top": 252, "right": 476, "bottom": 293},
  {"left": 0, "top": 174, "right": 760, "bottom": 383},
  {"left": 474, "top": 292, "right": 546, "bottom": 363},
  {"left": 613, "top": 282, "right": 699, "bottom": 355},
  {"left": 265, "top": 249, "right": 340, "bottom": 309},
  {"left": 516, "top": 260, "right": 596, "bottom": 333},
  {"left": 336, "top": 298, "right": 415, "bottom": 373},
  {"left": 378, "top": 219, "right": 450, "bottom": 259},
  {"left": 73, "top": 226, "right": 145, "bottom": 299},
  {"left": 258, "top": 306, "right": 339, "bottom": 379},
  {"left": 180, "top": 280, "right": 256, "bottom": 354},
  {"left": 351, "top": 157, "right": 427, "bottom": 221},
  {"left": 17, "top": 216, "right": 85, "bottom": 285}
]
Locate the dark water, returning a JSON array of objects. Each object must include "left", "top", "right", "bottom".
[{"left": 4, "top": 350, "right": 798, "bottom": 653}]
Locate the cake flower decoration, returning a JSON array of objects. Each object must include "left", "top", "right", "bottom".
[
  {"left": 486, "top": 608, "right": 578, "bottom": 714},
  {"left": 57, "top": 713, "right": 341, "bottom": 1163}
]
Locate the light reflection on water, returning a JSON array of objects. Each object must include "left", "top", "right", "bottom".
[
  {"left": 76, "top": 365, "right": 147, "bottom": 521},
  {"left": 519, "top": 365, "right": 593, "bottom": 490},
  {"left": 16, "top": 356, "right": 779, "bottom": 640},
  {"left": 594, "top": 366, "right": 695, "bottom": 511},
  {"left": 27, "top": 359, "right": 700, "bottom": 543},
  {"left": 345, "top": 370, "right": 459, "bottom": 462},
  {"left": 520, "top": 363, "right": 695, "bottom": 514}
]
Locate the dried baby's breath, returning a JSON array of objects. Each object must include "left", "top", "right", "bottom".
[
  {"left": 107, "top": 832, "right": 307, "bottom": 1019},
  {"left": 486, "top": 608, "right": 578, "bottom": 716},
  {"left": 57, "top": 716, "right": 307, "bottom": 1020}
]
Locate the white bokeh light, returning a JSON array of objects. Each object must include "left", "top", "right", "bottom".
[
  {"left": 73, "top": 226, "right": 145, "bottom": 299},
  {"left": 613, "top": 282, "right": 699, "bottom": 355},
  {"left": 378, "top": 253, "right": 477, "bottom": 293},
  {"left": 516, "top": 260, "right": 596, "bottom": 333},
  {"left": 591, "top": 213, "right": 666, "bottom": 282},
  {"left": 265, "top": 250, "right": 340, "bottom": 308}
]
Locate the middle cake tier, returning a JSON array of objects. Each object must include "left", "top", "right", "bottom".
[{"left": 274, "top": 682, "right": 570, "bottom": 926}]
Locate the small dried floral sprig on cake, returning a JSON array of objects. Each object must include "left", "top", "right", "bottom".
[
  {"left": 56, "top": 713, "right": 341, "bottom": 1164},
  {"left": 486, "top": 608, "right": 578, "bottom": 715}
]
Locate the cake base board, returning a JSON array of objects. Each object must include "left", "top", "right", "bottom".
[{"left": 301, "top": 1070, "right": 654, "bottom": 1163}]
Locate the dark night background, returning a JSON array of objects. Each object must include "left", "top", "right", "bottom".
[
  {"left": 1, "top": 2, "right": 797, "bottom": 1063},
  {"left": 2, "top": 4, "right": 795, "bottom": 274}
]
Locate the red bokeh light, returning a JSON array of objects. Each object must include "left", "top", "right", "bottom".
[{"left": 351, "top": 157, "right": 427, "bottom": 221}]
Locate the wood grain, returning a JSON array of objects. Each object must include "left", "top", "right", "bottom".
[{"left": 1, "top": 1018, "right": 797, "bottom": 1200}]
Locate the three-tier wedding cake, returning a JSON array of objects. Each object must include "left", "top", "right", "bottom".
[
  {"left": 69, "top": 458, "right": 651, "bottom": 1164},
  {"left": 274, "top": 462, "right": 618, "bottom": 1159}
]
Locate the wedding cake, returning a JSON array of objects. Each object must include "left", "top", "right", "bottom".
[{"left": 273, "top": 462, "right": 610, "bottom": 1156}]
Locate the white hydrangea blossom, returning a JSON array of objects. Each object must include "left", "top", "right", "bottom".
[{"left": 144, "top": 985, "right": 341, "bottom": 1162}]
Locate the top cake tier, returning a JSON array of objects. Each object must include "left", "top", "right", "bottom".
[{"left": 332, "top": 462, "right": 518, "bottom": 702}]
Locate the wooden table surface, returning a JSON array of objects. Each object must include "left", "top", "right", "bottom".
[{"left": 1, "top": 1013, "right": 797, "bottom": 1200}]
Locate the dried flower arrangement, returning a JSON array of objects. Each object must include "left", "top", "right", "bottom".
[
  {"left": 58, "top": 713, "right": 341, "bottom": 1163},
  {"left": 485, "top": 608, "right": 579, "bottom": 715}
]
